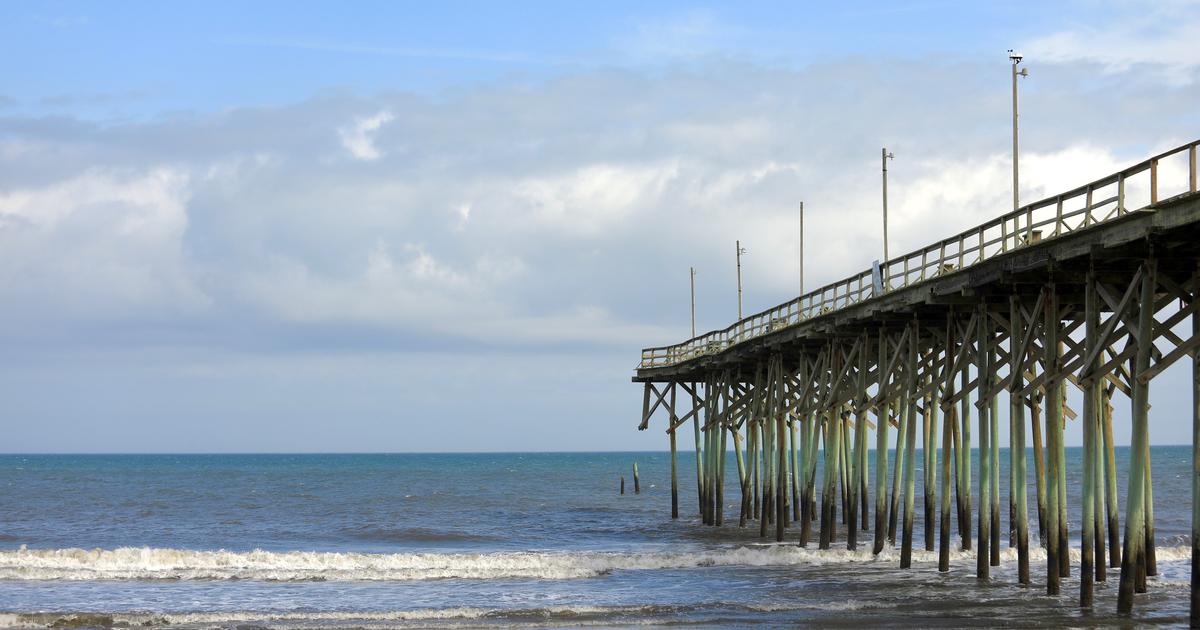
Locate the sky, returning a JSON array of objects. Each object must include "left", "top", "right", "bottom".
[{"left": 1, "top": 0, "right": 1199, "bottom": 452}]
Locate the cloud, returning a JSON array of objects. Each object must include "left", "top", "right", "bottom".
[
  {"left": 1023, "top": 0, "right": 1200, "bottom": 86},
  {"left": 3, "top": 44, "right": 1199, "bottom": 449},
  {"left": 0, "top": 167, "right": 207, "bottom": 322},
  {"left": 338, "top": 110, "right": 394, "bottom": 161},
  {"left": 0, "top": 58, "right": 1196, "bottom": 359}
]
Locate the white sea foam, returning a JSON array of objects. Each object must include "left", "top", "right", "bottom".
[
  {"left": 0, "top": 606, "right": 680, "bottom": 629},
  {"left": 0, "top": 543, "right": 1190, "bottom": 582}
]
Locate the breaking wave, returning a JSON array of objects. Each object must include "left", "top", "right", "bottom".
[{"left": 0, "top": 543, "right": 1190, "bottom": 582}]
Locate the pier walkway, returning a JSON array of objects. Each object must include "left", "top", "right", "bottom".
[{"left": 634, "top": 140, "right": 1200, "bottom": 619}]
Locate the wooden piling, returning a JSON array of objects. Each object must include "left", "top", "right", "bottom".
[
  {"left": 850, "top": 336, "right": 869, "bottom": 551},
  {"left": 693, "top": 386, "right": 705, "bottom": 517},
  {"left": 1191, "top": 278, "right": 1199, "bottom": 628},
  {"left": 1032, "top": 394, "right": 1047, "bottom": 547},
  {"left": 1103, "top": 387, "right": 1120, "bottom": 567},
  {"left": 1011, "top": 296, "right": 1031, "bottom": 585},
  {"left": 670, "top": 428, "right": 679, "bottom": 518},
  {"left": 717, "top": 420, "right": 726, "bottom": 525},
  {"left": 776, "top": 356, "right": 787, "bottom": 543},
  {"left": 1056, "top": 383, "right": 1069, "bottom": 578},
  {"left": 939, "top": 380, "right": 953, "bottom": 572},
  {"left": 924, "top": 375, "right": 937, "bottom": 552},
  {"left": 820, "top": 410, "right": 838, "bottom": 549},
  {"left": 977, "top": 303, "right": 992, "bottom": 579},
  {"left": 901, "top": 320, "right": 919, "bottom": 569},
  {"left": 1081, "top": 269, "right": 1099, "bottom": 608},
  {"left": 960, "top": 369, "right": 973, "bottom": 551},
  {"left": 734, "top": 425, "right": 748, "bottom": 527},
  {"left": 791, "top": 416, "right": 801, "bottom": 522},
  {"left": 1145, "top": 444, "right": 1157, "bottom": 577},
  {"left": 1118, "top": 259, "right": 1155, "bottom": 614},
  {"left": 874, "top": 331, "right": 891, "bottom": 555},
  {"left": 890, "top": 398, "right": 907, "bottom": 545},
  {"left": 989, "top": 358, "right": 1001, "bottom": 568},
  {"left": 1045, "top": 284, "right": 1062, "bottom": 595}
]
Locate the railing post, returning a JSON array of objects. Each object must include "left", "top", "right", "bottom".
[
  {"left": 1191, "top": 144, "right": 1197, "bottom": 193},
  {"left": 1118, "top": 173, "right": 1126, "bottom": 214},
  {"left": 1150, "top": 159, "right": 1158, "bottom": 205},
  {"left": 1056, "top": 196, "right": 1064, "bottom": 236},
  {"left": 1085, "top": 185, "right": 1093, "bottom": 227}
]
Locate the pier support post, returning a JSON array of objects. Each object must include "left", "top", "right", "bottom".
[
  {"left": 924, "top": 371, "right": 939, "bottom": 552},
  {"left": 693, "top": 384, "right": 704, "bottom": 517},
  {"left": 901, "top": 320, "right": 919, "bottom": 569},
  {"left": 1104, "top": 387, "right": 1121, "bottom": 567},
  {"left": 1032, "top": 393, "right": 1047, "bottom": 548},
  {"left": 850, "top": 335, "right": 869, "bottom": 550},
  {"left": 977, "top": 302, "right": 992, "bottom": 579},
  {"left": 775, "top": 356, "right": 787, "bottom": 543},
  {"left": 890, "top": 397, "right": 907, "bottom": 546},
  {"left": 874, "top": 331, "right": 891, "bottom": 555},
  {"left": 669, "top": 384, "right": 679, "bottom": 519},
  {"left": 1191, "top": 267, "right": 1199, "bottom": 628},
  {"left": 1081, "top": 269, "right": 1099, "bottom": 607},
  {"left": 989, "top": 352, "right": 1001, "bottom": 568},
  {"left": 1010, "top": 296, "right": 1030, "bottom": 585},
  {"left": 1046, "top": 284, "right": 1062, "bottom": 595},
  {"left": 960, "top": 368, "right": 973, "bottom": 551},
  {"left": 1119, "top": 258, "right": 1156, "bottom": 614}
]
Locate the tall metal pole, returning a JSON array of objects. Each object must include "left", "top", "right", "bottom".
[
  {"left": 736, "top": 241, "right": 746, "bottom": 321},
  {"left": 1010, "top": 51, "right": 1028, "bottom": 231},
  {"left": 799, "top": 201, "right": 805, "bottom": 296},
  {"left": 690, "top": 267, "right": 696, "bottom": 338},
  {"left": 882, "top": 148, "right": 894, "bottom": 281}
]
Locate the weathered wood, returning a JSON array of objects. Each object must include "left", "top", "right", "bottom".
[
  {"left": 1119, "top": 259, "right": 1155, "bottom": 614},
  {"left": 873, "top": 331, "right": 891, "bottom": 555},
  {"left": 1011, "top": 296, "right": 1031, "bottom": 585},
  {"left": 960, "top": 368, "right": 973, "bottom": 552},
  {"left": 939, "top": 369, "right": 953, "bottom": 571},
  {"left": 1191, "top": 275, "right": 1200, "bottom": 627},
  {"left": 849, "top": 335, "right": 869, "bottom": 550},
  {"left": 1104, "top": 386, "right": 1121, "bottom": 567},
  {"left": 776, "top": 355, "right": 788, "bottom": 543},
  {"left": 924, "top": 370, "right": 938, "bottom": 552},
  {"left": 1045, "top": 284, "right": 1062, "bottom": 595},
  {"left": 902, "top": 320, "right": 920, "bottom": 569},
  {"left": 1081, "top": 269, "right": 1099, "bottom": 607},
  {"left": 889, "top": 395, "right": 907, "bottom": 545},
  {"left": 977, "top": 302, "right": 992, "bottom": 579},
  {"left": 1032, "top": 394, "right": 1047, "bottom": 547}
]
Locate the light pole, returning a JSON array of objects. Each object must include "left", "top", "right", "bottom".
[
  {"left": 1009, "top": 50, "right": 1029, "bottom": 227},
  {"left": 690, "top": 266, "right": 697, "bottom": 337},
  {"left": 882, "top": 148, "right": 895, "bottom": 279},
  {"left": 736, "top": 240, "right": 747, "bottom": 320},
  {"left": 799, "top": 201, "right": 805, "bottom": 295}
]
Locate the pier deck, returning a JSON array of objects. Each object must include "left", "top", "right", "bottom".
[{"left": 634, "top": 140, "right": 1200, "bottom": 619}]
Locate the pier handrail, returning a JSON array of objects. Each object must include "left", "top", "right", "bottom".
[{"left": 639, "top": 139, "right": 1200, "bottom": 370}]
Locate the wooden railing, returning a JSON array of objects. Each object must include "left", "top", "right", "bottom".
[{"left": 639, "top": 139, "right": 1200, "bottom": 370}]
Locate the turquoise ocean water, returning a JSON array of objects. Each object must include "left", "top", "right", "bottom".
[{"left": 0, "top": 448, "right": 1193, "bottom": 627}]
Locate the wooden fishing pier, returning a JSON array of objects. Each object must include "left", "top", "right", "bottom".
[{"left": 634, "top": 139, "right": 1200, "bottom": 619}]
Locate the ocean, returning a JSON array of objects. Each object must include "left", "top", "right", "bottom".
[{"left": 0, "top": 448, "right": 1193, "bottom": 628}]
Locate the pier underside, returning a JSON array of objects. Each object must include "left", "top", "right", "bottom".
[{"left": 633, "top": 141, "right": 1200, "bottom": 619}]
